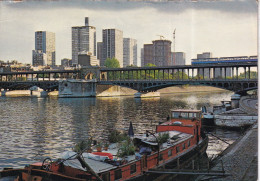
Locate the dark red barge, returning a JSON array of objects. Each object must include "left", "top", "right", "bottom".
[{"left": 0, "top": 109, "right": 208, "bottom": 181}]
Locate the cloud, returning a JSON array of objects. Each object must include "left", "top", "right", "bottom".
[{"left": 5, "top": 0, "right": 257, "bottom": 14}]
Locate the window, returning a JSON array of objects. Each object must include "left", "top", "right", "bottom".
[
  {"left": 188, "top": 140, "right": 190, "bottom": 147},
  {"left": 172, "top": 112, "right": 180, "bottom": 118},
  {"left": 176, "top": 146, "right": 180, "bottom": 153},
  {"left": 114, "top": 169, "right": 122, "bottom": 180},
  {"left": 180, "top": 112, "right": 188, "bottom": 118},
  {"left": 130, "top": 164, "right": 136, "bottom": 174},
  {"left": 168, "top": 149, "right": 172, "bottom": 157},
  {"left": 159, "top": 154, "right": 163, "bottom": 161},
  {"left": 102, "top": 172, "right": 110, "bottom": 181},
  {"left": 182, "top": 143, "right": 185, "bottom": 150}
]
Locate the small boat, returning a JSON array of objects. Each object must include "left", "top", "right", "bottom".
[
  {"left": 0, "top": 109, "right": 208, "bottom": 181},
  {"left": 201, "top": 106, "right": 215, "bottom": 126}
]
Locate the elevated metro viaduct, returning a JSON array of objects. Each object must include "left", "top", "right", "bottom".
[{"left": 0, "top": 62, "right": 257, "bottom": 95}]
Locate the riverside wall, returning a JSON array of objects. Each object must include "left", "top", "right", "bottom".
[{"left": 0, "top": 85, "right": 227, "bottom": 97}]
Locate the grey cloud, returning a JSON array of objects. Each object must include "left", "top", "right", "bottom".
[{"left": 5, "top": 0, "right": 257, "bottom": 14}]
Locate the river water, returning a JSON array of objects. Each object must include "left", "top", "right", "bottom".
[{"left": 0, "top": 91, "right": 243, "bottom": 170}]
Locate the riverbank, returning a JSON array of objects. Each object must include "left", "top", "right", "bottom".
[
  {"left": 0, "top": 85, "right": 228, "bottom": 97},
  {"left": 202, "top": 124, "right": 258, "bottom": 180}
]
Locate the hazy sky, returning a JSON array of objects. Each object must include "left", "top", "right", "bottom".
[{"left": 0, "top": 0, "right": 257, "bottom": 65}]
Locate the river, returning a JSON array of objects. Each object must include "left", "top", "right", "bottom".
[{"left": 0, "top": 91, "right": 244, "bottom": 170}]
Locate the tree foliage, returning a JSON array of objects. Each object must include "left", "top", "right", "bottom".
[{"left": 104, "top": 57, "right": 120, "bottom": 68}]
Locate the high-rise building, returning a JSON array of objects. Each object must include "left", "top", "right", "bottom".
[
  {"left": 123, "top": 38, "right": 137, "bottom": 67},
  {"left": 171, "top": 52, "right": 186, "bottom": 65},
  {"left": 102, "top": 29, "right": 123, "bottom": 67},
  {"left": 143, "top": 44, "right": 154, "bottom": 66},
  {"left": 33, "top": 31, "right": 55, "bottom": 66},
  {"left": 72, "top": 17, "right": 96, "bottom": 65},
  {"left": 153, "top": 40, "right": 171, "bottom": 66},
  {"left": 97, "top": 42, "right": 103, "bottom": 62},
  {"left": 143, "top": 39, "right": 172, "bottom": 66},
  {"left": 141, "top": 48, "right": 144, "bottom": 67},
  {"left": 32, "top": 50, "right": 47, "bottom": 66}
]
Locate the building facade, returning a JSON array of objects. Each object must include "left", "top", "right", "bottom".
[
  {"left": 78, "top": 52, "right": 100, "bottom": 67},
  {"left": 32, "top": 50, "right": 47, "bottom": 66},
  {"left": 171, "top": 52, "right": 186, "bottom": 65},
  {"left": 143, "top": 39, "right": 172, "bottom": 67},
  {"left": 72, "top": 17, "right": 96, "bottom": 65},
  {"left": 97, "top": 42, "right": 103, "bottom": 62},
  {"left": 102, "top": 29, "right": 123, "bottom": 67},
  {"left": 61, "top": 58, "right": 72, "bottom": 67},
  {"left": 33, "top": 31, "right": 55, "bottom": 66},
  {"left": 153, "top": 40, "right": 172, "bottom": 66},
  {"left": 123, "top": 38, "right": 137, "bottom": 67}
]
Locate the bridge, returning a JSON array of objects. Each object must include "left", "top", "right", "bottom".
[{"left": 0, "top": 62, "right": 257, "bottom": 95}]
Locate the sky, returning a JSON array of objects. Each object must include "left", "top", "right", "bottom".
[{"left": 0, "top": 0, "right": 258, "bottom": 66}]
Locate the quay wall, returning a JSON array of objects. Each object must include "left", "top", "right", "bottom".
[
  {"left": 214, "top": 115, "right": 258, "bottom": 128},
  {"left": 0, "top": 85, "right": 227, "bottom": 97}
]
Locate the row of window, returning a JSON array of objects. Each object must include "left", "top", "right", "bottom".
[
  {"left": 102, "top": 163, "right": 137, "bottom": 181},
  {"left": 160, "top": 140, "right": 191, "bottom": 161},
  {"left": 102, "top": 140, "right": 192, "bottom": 181}
]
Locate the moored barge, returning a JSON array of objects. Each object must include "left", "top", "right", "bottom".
[{"left": 0, "top": 109, "right": 208, "bottom": 181}]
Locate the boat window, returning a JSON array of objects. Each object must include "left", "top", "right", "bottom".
[
  {"left": 180, "top": 112, "right": 188, "bottom": 118},
  {"left": 182, "top": 143, "right": 185, "bottom": 150},
  {"left": 188, "top": 140, "right": 190, "bottom": 147},
  {"left": 176, "top": 146, "right": 180, "bottom": 153},
  {"left": 172, "top": 112, "right": 180, "bottom": 118},
  {"left": 130, "top": 164, "right": 136, "bottom": 174},
  {"left": 114, "top": 169, "right": 122, "bottom": 180},
  {"left": 102, "top": 172, "right": 110, "bottom": 181},
  {"left": 159, "top": 154, "right": 163, "bottom": 161},
  {"left": 168, "top": 149, "right": 172, "bottom": 157}
]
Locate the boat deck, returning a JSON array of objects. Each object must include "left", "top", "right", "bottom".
[{"left": 60, "top": 130, "right": 193, "bottom": 174}]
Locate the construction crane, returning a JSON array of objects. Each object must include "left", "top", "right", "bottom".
[{"left": 156, "top": 35, "right": 165, "bottom": 40}]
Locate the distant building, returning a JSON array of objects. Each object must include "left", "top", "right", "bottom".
[
  {"left": 153, "top": 40, "right": 171, "bottom": 66},
  {"left": 143, "top": 39, "right": 172, "bottom": 67},
  {"left": 123, "top": 38, "right": 137, "bottom": 67},
  {"left": 143, "top": 44, "right": 154, "bottom": 66},
  {"left": 197, "top": 52, "right": 212, "bottom": 59},
  {"left": 61, "top": 58, "right": 72, "bottom": 67},
  {"left": 141, "top": 48, "right": 144, "bottom": 67},
  {"left": 32, "top": 50, "right": 47, "bottom": 66},
  {"left": 78, "top": 52, "right": 100, "bottom": 67},
  {"left": 33, "top": 31, "right": 55, "bottom": 66},
  {"left": 97, "top": 42, "right": 103, "bottom": 62},
  {"left": 102, "top": 29, "right": 123, "bottom": 67},
  {"left": 72, "top": 17, "right": 96, "bottom": 65},
  {"left": 171, "top": 52, "right": 186, "bottom": 65}
]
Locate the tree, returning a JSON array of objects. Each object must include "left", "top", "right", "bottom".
[{"left": 104, "top": 57, "right": 120, "bottom": 68}]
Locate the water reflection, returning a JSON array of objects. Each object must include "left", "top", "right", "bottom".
[{"left": 0, "top": 91, "right": 241, "bottom": 169}]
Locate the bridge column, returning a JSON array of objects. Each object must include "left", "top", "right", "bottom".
[
  {"left": 236, "top": 67, "right": 239, "bottom": 79},
  {"left": 202, "top": 68, "right": 204, "bottom": 80},
  {"left": 224, "top": 67, "right": 226, "bottom": 80},
  {"left": 248, "top": 67, "right": 251, "bottom": 79},
  {"left": 192, "top": 68, "right": 194, "bottom": 79},
  {"left": 232, "top": 67, "right": 234, "bottom": 79},
  {"left": 244, "top": 67, "right": 247, "bottom": 79}
]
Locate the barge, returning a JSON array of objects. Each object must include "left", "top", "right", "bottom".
[{"left": 0, "top": 109, "right": 208, "bottom": 181}]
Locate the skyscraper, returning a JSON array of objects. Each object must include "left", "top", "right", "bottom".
[
  {"left": 171, "top": 52, "right": 186, "bottom": 65},
  {"left": 97, "top": 42, "right": 103, "bottom": 62},
  {"left": 72, "top": 17, "right": 96, "bottom": 65},
  {"left": 102, "top": 29, "right": 123, "bottom": 67},
  {"left": 143, "top": 39, "right": 172, "bottom": 66},
  {"left": 33, "top": 31, "right": 55, "bottom": 66},
  {"left": 123, "top": 38, "right": 137, "bottom": 67}
]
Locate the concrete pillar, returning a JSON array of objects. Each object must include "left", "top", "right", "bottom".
[{"left": 231, "top": 94, "right": 241, "bottom": 109}]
